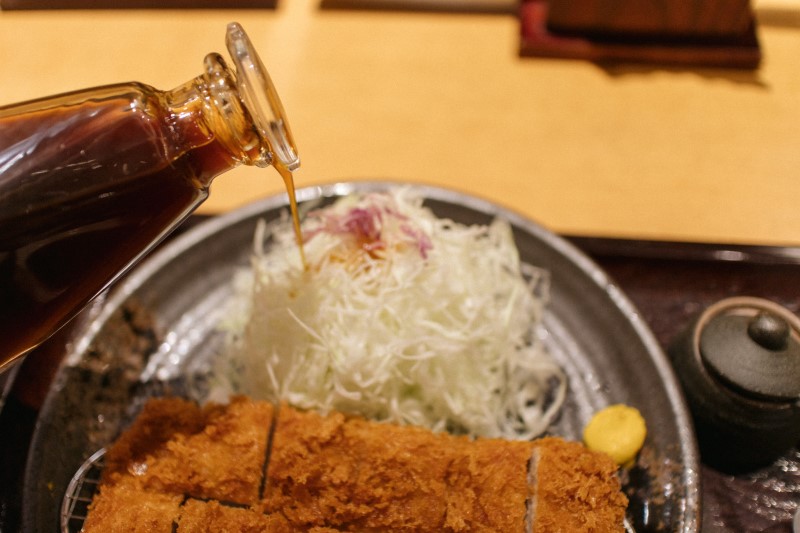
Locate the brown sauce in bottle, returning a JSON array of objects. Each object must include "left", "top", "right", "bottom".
[
  {"left": 0, "top": 26, "right": 305, "bottom": 370},
  {"left": 0, "top": 88, "right": 238, "bottom": 368}
]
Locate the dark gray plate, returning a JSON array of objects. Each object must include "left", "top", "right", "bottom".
[{"left": 23, "top": 181, "right": 700, "bottom": 532}]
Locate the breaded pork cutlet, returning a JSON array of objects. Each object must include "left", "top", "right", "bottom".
[
  {"left": 177, "top": 499, "right": 292, "bottom": 533},
  {"left": 444, "top": 436, "right": 536, "bottom": 531},
  {"left": 530, "top": 437, "right": 628, "bottom": 531},
  {"left": 86, "top": 396, "right": 275, "bottom": 532},
  {"left": 96, "top": 396, "right": 273, "bottom": 504},
  {"left": 85, "top": 397, "right": 628, "bottom": 532},
  {"left": 81, "top": 480, "right": 184, "bottom": 533},
  {"left": 264, "top": 404, "right": 627, "bottom": 532},
  {"left": 84, "top": 398, "right": 205, "bottom": 533},
  {"left": 176, "top": 499, "right": 345, "bottom": 533},
  {"left": 102, "top": 395, "right": 208, "bottom": 479},
  {"left": 263, "top": 404, "right": 460, "bottom": 530},
  {"left": 137, "top": 395, "right": 273, "bottom": 504}
]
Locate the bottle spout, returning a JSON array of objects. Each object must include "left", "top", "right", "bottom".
[{"left": 226, "top": 22, "right": 300, "bottom": 171}]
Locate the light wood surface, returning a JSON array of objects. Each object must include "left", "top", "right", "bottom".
[{"left": 1, "top": 1, "right": 799, "bottom": 245}]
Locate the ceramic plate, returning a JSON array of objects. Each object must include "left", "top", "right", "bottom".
[{"left": 23, "top": 182, "right": 700, "bottom": 532}]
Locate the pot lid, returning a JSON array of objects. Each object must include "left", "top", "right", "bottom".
[{"left": 699, "top": 298, "right": 800, "bottom": 401}]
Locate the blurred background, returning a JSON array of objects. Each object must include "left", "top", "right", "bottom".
[{"left": 1, "top": 0, "right": 798, "bottom": 246}]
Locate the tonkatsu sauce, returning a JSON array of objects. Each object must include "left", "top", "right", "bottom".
[
  {"left": 0, "top": 25, "right": 303, "bottom": 370},
  {"left": 276, "top": 164, "right": 307, "bottom": 269},
  {"left": 0, "top": 83, "right": 301, "bottom": 369},
  {"left": 0, "top": 93, "right": 212, "bottom": 366}
]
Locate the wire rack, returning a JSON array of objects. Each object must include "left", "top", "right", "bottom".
[{"left": 60, "top": 448, "right": 106, "bottom": 533}]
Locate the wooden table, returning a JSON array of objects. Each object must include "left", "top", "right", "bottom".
[{"left": 1, "top": 0, "right": 799, "bottom": 246}]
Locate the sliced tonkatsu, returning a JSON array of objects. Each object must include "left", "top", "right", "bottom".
[{"left": 85, "top": 397, "right": 628, "bottom": 532}]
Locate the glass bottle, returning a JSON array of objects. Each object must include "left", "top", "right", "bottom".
[{"left": 0, "top": 22, "right": 300, "bottom": 371}]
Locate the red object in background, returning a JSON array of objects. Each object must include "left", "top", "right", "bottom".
[
  {"left": 519, "top": 0, "right": 761, "bottom": 69},
  {"left": 546, "top": 0, "right": 754, "bottom": 39}
]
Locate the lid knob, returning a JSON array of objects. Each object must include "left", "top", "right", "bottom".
[{"left": 747, "top": 311, "right": 790, "bottom": 351}]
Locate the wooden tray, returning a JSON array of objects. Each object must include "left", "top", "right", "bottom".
[{"left": 519, "top": 0, "right": 762, "bottom": 69}]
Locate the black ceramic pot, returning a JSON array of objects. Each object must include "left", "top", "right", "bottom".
[{"left": 668, "top": 297, "right": 800, "bottom": 473}]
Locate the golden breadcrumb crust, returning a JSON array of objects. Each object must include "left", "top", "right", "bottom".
[
  {"left": 265, "top": 404, "right": 539, "bottom": 531},
  {"left": 177, "top": 499, "right": 292, "bottom": 532},
  {"left": 532, "top": 437, "right": 628, "bottom": 532},
  {"left": 102, "top": 395, "right": 273, "bottom": 504},
  {"left": 82, "top": 480, "right": 183, "bottom": 532},
  {"left": 84, "top": 397, "right": 627, "bottom": 532}
]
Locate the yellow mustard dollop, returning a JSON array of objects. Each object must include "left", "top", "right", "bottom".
[{"left": 583, "top": 404, "right": 647, "bottom": 466}]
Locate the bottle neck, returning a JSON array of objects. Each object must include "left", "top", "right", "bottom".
[{"left": 164, "top": 53, "right": 272, "bottom": 184}]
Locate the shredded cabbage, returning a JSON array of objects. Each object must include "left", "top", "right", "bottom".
[{"left": 212, "top": 188, "right": 566, "bottom": 439}]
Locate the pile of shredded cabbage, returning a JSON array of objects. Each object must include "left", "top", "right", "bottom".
[{"left": 212, "top": 188, "right": 566, "bottom": 439}]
